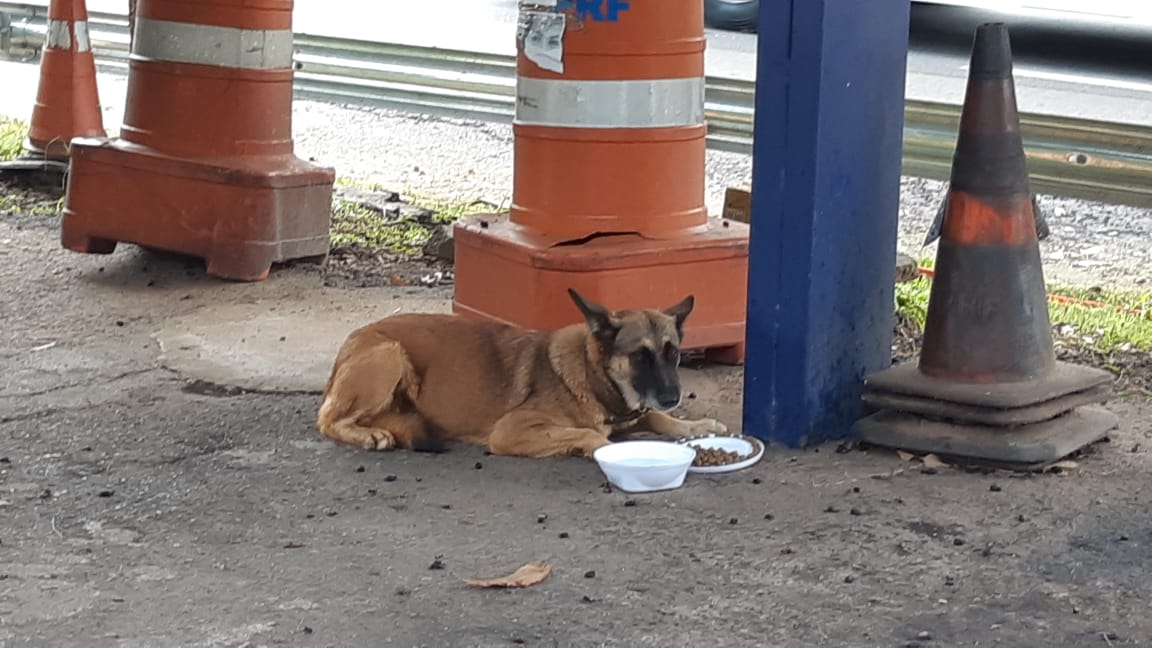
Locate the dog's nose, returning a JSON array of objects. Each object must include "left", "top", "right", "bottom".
[{"left": 656, "top": 394, "right": 681, "bottom": 410}]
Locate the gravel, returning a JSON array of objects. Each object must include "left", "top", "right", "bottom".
[{"left": 290, "top": 100, "right": 1152, "bottom": 290}]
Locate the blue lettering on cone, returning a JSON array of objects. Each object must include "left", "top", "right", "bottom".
[
  {"left": 605, "top": 0, "right": 630, "bottom": 21},
  {"left": 556, "top": 0, "right": 631, "bottom": 22},
  {"left": 574, "top": 0, "right": 603, "bottom": 21}
]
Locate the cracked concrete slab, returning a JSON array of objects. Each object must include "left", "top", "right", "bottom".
[{"left": 152, "top": 297, "right": 453, "bottom": 393}]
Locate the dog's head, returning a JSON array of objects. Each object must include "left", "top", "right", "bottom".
[{"left": 567, "top": 288, "right": 695, "bottom": 413}]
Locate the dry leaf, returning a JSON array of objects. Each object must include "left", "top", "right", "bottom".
[
  {"left": 387, "top": 273, "right": 409, "bottom": 286},
  {"left": 897, "top": 450, "right": 916, "bottom": 462},
  {"left": 464, "top": 561, "right": 552, "bottom": 589},
  {"left": 922, "top": 454, "right": 947, "bottom": 469}
]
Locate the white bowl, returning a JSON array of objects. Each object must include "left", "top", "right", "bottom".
[
  {"left": 682, "top": 435, "right": 765, "bottom": 474},
  {"left": 593, "top": 440, "right": 697, "bottom": 493}
]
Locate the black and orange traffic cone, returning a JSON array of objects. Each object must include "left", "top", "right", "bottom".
[
  {"left": 24, "top": 0, "right": 106, "bottom": 160},
  {"left": 851, "top": 23, "right": 1117, "bottom": 468}
]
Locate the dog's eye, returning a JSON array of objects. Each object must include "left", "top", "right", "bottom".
[
  {"left": 631, "top": 348, "right": 653, "bottom": 364},
  {"left": 664, "top": 342, "right": 679, "bottom": 361}
]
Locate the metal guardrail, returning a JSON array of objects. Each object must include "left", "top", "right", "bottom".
[{"left": 2, "top": 2, "right": 1151, "bottom": 209}]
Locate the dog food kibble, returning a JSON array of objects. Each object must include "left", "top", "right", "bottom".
[
  {"left": 355, "top": 466, "right": 365, "bottom": 473},
  {"left": 536, "top": 514, "right": 548, "bottom": 524},
  {"left": 558, "top": 532, "right": 570, "bottom": 538},
  {"left": 989, "top": 484, "right": 1002, "bottom": 492},
  {"left": 384, "top": 474, "right": 398, "bottom": 482},
  {"left": 428, "top": 558, "right": 445, "bottom": 570},
  {"left": 474, "top": 462, "right": 483, "bottom": 470},
  {"left": 623, "top": 498, "right": 637, "bottom": 507},
  {"left": 751, "top": 477, "right": 762, "bottom": 485},
  {"left": 583, "top": 570, "right": 596, "bottom": 579},
  {"left": 692, "top": 447, "right": 746, "bottom": 467}
]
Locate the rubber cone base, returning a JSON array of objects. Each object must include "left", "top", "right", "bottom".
[
  {"left": 862, "top": 382, "right": 1113, "bottom": 426},
  {"left": 864, "top": 360, "right": 1113, "bottom": 410},
  {"left": 852, "top": 404, "right": 1118, "bottom": 468},
  {"left": 62, "top": 137, "right": 334, "bottom": 282},
  {"left": 452, "top": 213, "right": 749, "bottom": 364}
]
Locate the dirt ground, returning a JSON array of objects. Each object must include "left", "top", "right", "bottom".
[{"left": 2, "top": 188, "right": 1152, "bottom": 648}]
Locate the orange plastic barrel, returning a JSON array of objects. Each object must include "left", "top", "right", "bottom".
[
  {"left": 512, "top": 0, "right": 708, "bottom": 239},
  {"left": 119, "top": 0, "right": 296, "bottom": 158},
  {"left": 61, "top": 0, "right": 334, "bottom": 281}
]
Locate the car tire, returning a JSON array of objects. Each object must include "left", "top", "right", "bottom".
[{"left": 704, "top": 0, "right": 759, "bottom": 33}]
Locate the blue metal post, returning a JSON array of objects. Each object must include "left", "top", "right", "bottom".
[{"left": 741, "top": 0, "right": 911, "bottom": 447}]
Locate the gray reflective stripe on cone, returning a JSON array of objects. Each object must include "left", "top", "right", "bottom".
[
  {"left": 131, "top": 17, "right": 294, "bottom": 70},
  {"left": 515, "top": 77, "right": 706, "bottom": 129},
  {"left": 45, "top": 20, "right": 90, "bottom": 51}
]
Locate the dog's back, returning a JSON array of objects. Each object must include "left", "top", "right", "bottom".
[{"left": 321, "top": 313, "right": 578, "bottom": 448}]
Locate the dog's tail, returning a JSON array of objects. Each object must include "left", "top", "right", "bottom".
[{"left": 316, "top": 339, "right": 442, "bottom": 452}]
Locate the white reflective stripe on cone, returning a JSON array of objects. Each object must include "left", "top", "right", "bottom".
[
  {"left": 44, "top": 19, "right": 76, "bottom": 51},
  {"left": 74, "top": 20, "right": 91, "bottom": 52},
  {"left": 131, "top": 17, "right": 294, "bottom": 70},
  {"left": 515, "top": 77, "right": 705, "bottom": 129}
]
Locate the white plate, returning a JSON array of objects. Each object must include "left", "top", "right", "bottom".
[{"left": 680, "top": 434, "right": 765, "bottom": 474}]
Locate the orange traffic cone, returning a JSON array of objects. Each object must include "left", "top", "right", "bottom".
[
  {"left": 451, "top": 0, "right": 748, "bottom": 363},
  {"left": 851, "top": 23, "right": 1117, "bottom": 468},
  {"left": 23, "top": 0, "right": 106, "bottom": 160}
]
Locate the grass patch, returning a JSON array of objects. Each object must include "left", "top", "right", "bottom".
[
  {"left": 0, "top": 116, "right": 27, "bottom": 161},
  {"left": 329, "top": 199, "right": 432, "bottom": 253},
  {"left": 894, "top": 267, "right": 1152, "bottom": 355},
  {"left": 330, "top": 177, "right": 498, "bottom": 254},
  {"left": 0, "top": 192, "right": 64, "bottom": 217},
  {"left": 1047, "top": 287, "right": 1152, "bottom": 353}
]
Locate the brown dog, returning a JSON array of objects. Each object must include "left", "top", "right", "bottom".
[{"left": 316, "top": 289, "right": 728, "bottom": 457}]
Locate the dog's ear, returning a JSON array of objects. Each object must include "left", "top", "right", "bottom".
[
  {"left": 568, "top": 288, "right": 619, "bottom": 339},
  {"left": 663, "top": 295, "right": 695, "bottom": 331}
]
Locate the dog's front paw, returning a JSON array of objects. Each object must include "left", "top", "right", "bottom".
[
  {"left": 686, "top": 418, "right": 728, "bottom": 436},
  {"left": 363, "top": 429, "right": 397, "bottom": 451}
]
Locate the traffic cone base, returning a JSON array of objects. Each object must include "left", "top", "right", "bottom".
[
  {"left": 863, "top": 360, "right": 1112, "bottom": 412},
  {"left": 853, "top": 22, "right": 1117, "bottom": 466},
  {"left": 853, "top": 405, "right": 1117, "bottom": 469},
  {"left": 63, "top": 137, "right": 334, "bottom": 282},
  {"left": 451, "top": 213, "right": 749, "bottom": 364},
  {"left": 60, "top": 0, "right": 334, "bottom": 281}
]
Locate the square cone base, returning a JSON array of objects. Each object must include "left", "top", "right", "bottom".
[
  {"left": 862, "top": 383, "right": 1115, "bottom": 426},
  {"left": 851, "top": 405, "right": 1118, "bottom": 468},
  {"left": 61, "top": 137, "right": 335, "bottom": 282},
  {"left": 452, "top": 213, "right": 749, "bottom": 364},
  {"left": 864, "top": 359, "right": 1115, "bottom": 411}
]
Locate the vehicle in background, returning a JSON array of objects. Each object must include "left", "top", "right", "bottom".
[{"left": 703, "top": 0, "right": 1150, "bottom": 33}]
